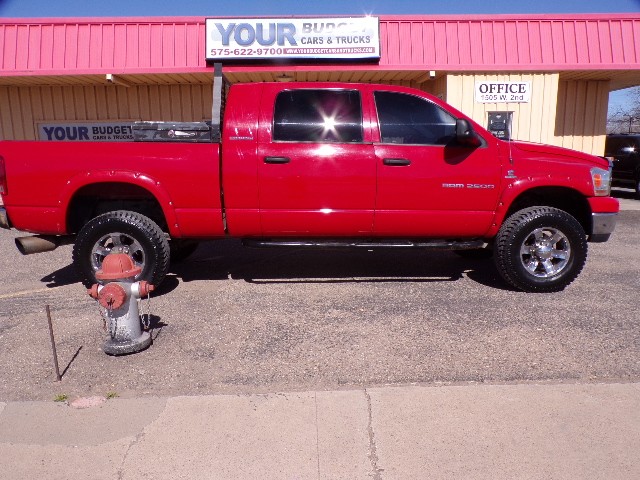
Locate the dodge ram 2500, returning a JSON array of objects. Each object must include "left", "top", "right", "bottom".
[{"left": 0, "top": 80, "right": 619, "bottom": 292}]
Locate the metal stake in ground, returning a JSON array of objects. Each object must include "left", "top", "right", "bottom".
[{"left": 45, "top": 304, "right": 62, "bottom": 381}]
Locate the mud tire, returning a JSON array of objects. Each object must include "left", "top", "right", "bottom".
[
  {"left": 494, "top": 207, "right": 587, "bottom": 292},
  {"left": 73, "top": 210, "right": 170, "bottom": 288}
]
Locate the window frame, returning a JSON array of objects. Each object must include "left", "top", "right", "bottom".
[
  {"left": 373, "top": 90, "right": 459, "bottom": 147},
  {"left": 272, "top": 88, "right": 365, "bottom": 144}
]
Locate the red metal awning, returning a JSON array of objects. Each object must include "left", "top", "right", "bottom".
[{"left": 1, "top": 14, "right": 639, "bottom": 89}]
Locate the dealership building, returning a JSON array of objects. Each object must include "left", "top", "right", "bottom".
[{"left": 1, "top": 13, "right": 639, "bottom": 155}]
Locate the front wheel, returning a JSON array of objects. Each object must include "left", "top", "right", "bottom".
[
  {"left": 73, "top": 210, "right": 170, "bottom": 287},
  {"left": 494, "top": 207, "right": 587, "bottom": 293}
]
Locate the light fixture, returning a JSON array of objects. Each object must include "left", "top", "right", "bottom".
[
  {"left": 415, "top": 70, "right": 437, "bottom": 84},
  {"left": 106, "top": 74, "right": 133, "bottom": 88}
]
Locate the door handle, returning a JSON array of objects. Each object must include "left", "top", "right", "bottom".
[
  {"left": 383, "top": 158, "right": 411, "bottom": 166},
  {"left": 264, "top": 156, "right": 291, "bottom": 164}
]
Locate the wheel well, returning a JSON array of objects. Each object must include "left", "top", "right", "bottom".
[
  {"left": 66, "top": 182, "right": 167, "bottom": 234},
  {"left": 505, "top": 187, "right": 591, "bottom": 233}
]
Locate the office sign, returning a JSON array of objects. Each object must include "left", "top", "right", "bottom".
[
  {"left": 475, "top": 81, "right": 531, "bottom": 103},
  {"left": 206, "top": 17, "right": 380, "bottom": 60}
]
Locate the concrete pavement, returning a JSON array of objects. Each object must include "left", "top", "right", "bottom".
[{"left": 1, "top": 382, "right": 638, "bottom": 479}]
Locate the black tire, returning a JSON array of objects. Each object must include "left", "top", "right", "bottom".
[
  {"left": 634, "top": 172, "right": 640, "bottom": 199},
  {"left": 169, "top": 239, "right": 199, "bottom": 263},
  {"left": 73, "top": 210, "right": 170, "bottom": 288},
  {"left": 494, "top": 207, "right": 587, "bottom": 293}
]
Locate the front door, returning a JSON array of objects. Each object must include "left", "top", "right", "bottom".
[{"left": 372, "top": 90, "right": 501, "bottom": 237}]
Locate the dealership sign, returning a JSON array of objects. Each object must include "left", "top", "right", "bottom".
[
  {"left": 38, "top": 122, "right": 135, "bottom": 142},
  {"left": 475, "top": 81, "right": 531, "bottom": 103},
  {"left": 206, "top": 17, "right": 380, "bottom": 60}
]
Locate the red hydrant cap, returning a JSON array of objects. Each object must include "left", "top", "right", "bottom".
[
  {"left": 96, "top": 253, "right": 142, "bottom": 281},
  {"left": 98, "top": 283, "right": 127, "bottom": 310},
  {"left": 138, "top": 281, "right": 155, "bottom": 297}
]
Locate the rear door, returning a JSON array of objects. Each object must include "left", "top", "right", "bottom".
[
  {"left": 371, "top": 89, "right": 501, "bottom": 237},
  {"left": 257, "top": 85, "right": 376, "bottom": 236}
]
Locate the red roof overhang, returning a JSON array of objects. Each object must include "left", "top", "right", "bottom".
[{"left": 1, "top": 14, "right": 638, "bottom": 83}]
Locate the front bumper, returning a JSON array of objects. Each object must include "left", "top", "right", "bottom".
[
  {"left": 0, "top": 207, "right": 10, "bottom": 229},
  {"left": 590, "top": 212, "right": 617, "bottom": 243}
]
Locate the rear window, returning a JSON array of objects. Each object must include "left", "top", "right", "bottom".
[{"left": 273, "top": 89, "right": 363, "bottom": 143}]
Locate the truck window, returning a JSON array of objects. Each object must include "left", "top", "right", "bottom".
[
  {"left": 273, "top": 90, "right": 363, "bottom": 143},
  {"left": 374, "top": 91, "right": 456, "bottom": 145}
]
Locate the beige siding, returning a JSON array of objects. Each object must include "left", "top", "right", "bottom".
[
  {"left": 555, "top": 80, "right": 610, "bottom": 156},
  {"left": 416, "top": 75, "right": 447, "bottom": 99},
  {"left": 0, "top": 77, "right": 610, "bottom": 156},
  {"left": 0, "top": 84, "right": 213, "bottom": 140},
  {"left": 445, "top": 73, "right": 560, "bottom": 146}
]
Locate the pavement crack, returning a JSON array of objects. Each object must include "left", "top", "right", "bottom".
[
  {"left": 365, "top": 388, "right": 383, "bottom": 480},
  {"left": 315, "top": 392, "right": 321, "bottom": 479},
  {"left": 117, "top": 429, "right": 146, "bottom": 480}
]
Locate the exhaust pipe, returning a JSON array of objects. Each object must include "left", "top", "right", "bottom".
[{"left": 15, "top": 235, "right": 73, "bottom": 255}]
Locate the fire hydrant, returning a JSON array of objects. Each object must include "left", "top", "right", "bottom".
[{"left": 88, "top": 252, "right": 154, "bottom": 355}]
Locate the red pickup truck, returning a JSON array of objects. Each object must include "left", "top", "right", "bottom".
[{"left": 0, "top": 81, "right": 618, "bottom": 292}]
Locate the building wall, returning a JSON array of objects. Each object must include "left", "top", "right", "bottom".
[
  {"left": 555, "top": 80, "right": 610, "bottom": 156},
  {"left": 444, "top": 73, "right": 609, "bottom": 156},
  {"left": 0, "top": 84, "right": 213, "bottom": 140},
  {"left": 0, "top": 78, "right": 609, "bottom": 157},
  {"left": 445, "top": 73, "right": 560, "bottom": 147}
]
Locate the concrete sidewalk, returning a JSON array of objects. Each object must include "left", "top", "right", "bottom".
[{"left": 0, "top": 383, "right": 638, "bottom": 479}]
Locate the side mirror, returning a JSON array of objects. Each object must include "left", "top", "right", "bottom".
[{"left": 456, "top": 118, "right": 481, "bottom": 147}]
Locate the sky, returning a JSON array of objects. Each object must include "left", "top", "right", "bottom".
[{"left": 1, "top": 0, "right": 639, "bottom": 113}]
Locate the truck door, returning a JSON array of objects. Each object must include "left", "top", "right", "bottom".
[
  {"left": 372, "top": 90, "right": 501, "bottom": 237},
  {"left": 257, "top": 87, "right": 376, "bottom": 236}
]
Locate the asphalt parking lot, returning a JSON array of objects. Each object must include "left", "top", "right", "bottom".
[{"left": 0, "top": 191, "right": 638, "bottom": 401}]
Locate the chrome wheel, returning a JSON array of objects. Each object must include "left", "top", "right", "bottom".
[
  {"left": 90, "top": 231, "right": 146, "bottom": 276},
  {"left": 495, "top": 207, "right": 587, "bottom": 292},
  {"left": 519, "top": 227, "right": 570, "bottom": 278},
  {"left": 74, "top": 211, "right": 170, "bottom": 288}
]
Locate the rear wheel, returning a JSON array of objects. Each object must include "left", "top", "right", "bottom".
[
  {"left": 73, "top": 210, "right": 170, "bottom": 287},
  {"left": 494, "top": 207, "right": 587, "bottom": 292}
]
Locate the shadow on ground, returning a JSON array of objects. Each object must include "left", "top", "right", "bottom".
[{"left": 40, "top": 239, "right": 512, "bottom": 292}]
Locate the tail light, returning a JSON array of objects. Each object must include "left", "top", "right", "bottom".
[{"left": 0, "top": 156, "right": 6, "bottom": 196}]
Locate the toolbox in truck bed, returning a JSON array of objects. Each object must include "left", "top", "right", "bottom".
[{"left": 133, "top": 121, "right": 212, "bottom": 143}]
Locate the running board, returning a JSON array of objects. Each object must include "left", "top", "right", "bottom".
[{"left": 242, "top": 238, "right": 486, "bottom": 250}]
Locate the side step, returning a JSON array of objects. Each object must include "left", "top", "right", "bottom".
[{"left": 242, "top": 238, "right": 486, "bottom": 250}]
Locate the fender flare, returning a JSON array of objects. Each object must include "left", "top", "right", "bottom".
[
  {"left": 486, "top": 176, "right": 592, "bottom": 238},
  {"left": 58, "top": 170, "right": 181, "bottom": 236}
]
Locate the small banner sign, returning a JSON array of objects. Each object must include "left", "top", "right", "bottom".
[
  {"left": 38, "top": 122, "right": 135, "bottom": 142},
  {"left": 205, "top": 17, "right": 380, "bottom": 61},
  {"left": 475, "top": 81, "right": 531, "bottom": 103}
]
